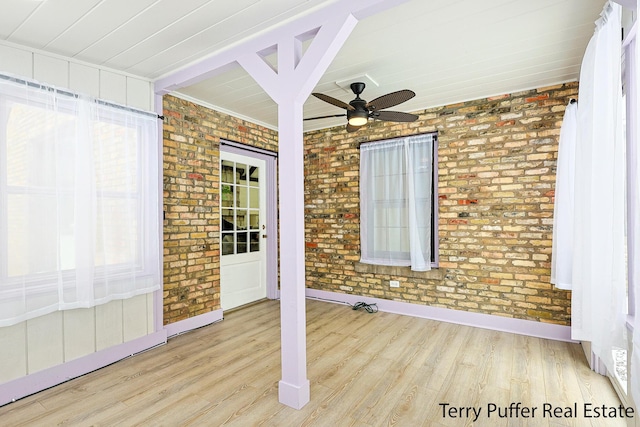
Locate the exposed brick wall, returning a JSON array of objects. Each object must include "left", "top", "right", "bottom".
[
  {"left": 304, "top": 83, "right": 578, "bottom": 325},
  {"left": 162, "top": 95, "right": 278, "bottom": 325},
  {"left": 162, "top": 83, "right": 576, "bottom": 326}
]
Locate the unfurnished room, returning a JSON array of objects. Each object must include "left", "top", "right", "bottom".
[{"left": 0, "top": 0, "right": 639, "bottom": 425}]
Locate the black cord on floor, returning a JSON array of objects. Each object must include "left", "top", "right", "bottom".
[{"left": 351, "top": 301, "right": 378, "bottom": 313}]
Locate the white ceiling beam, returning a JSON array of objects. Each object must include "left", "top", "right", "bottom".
[
  {"left": 154, "top": 0, "right": 409, "bottom": 94},
  {"left": 153, "top": 0, "right": 410, "bottom": 411},
  {"left": 612, "top": 0, "right": 636, "bottom": 9}
]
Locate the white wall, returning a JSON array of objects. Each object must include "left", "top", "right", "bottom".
[
  {"left": 0, "top": 41, "right": 156, "bottom": 384},
  {"left": 0, "top": 42, "right": 154, "bottom": 110}
]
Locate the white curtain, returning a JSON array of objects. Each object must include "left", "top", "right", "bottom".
[
  {"left": 570, "top": 2, "right": 627, "bottom": 376},
  {"left": 0, "top": 74, "right": 161, "bottom": 327},
  {"left": 631, "top": 2, "right": 640, "bottom": 408},
  {"left": 360, "top": 133, "right": 433, "bottom": 271},
  {"left": 551, "top": 101, "right": 577, "bottom": 290}
]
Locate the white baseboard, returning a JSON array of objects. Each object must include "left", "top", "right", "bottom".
[
  {"left": 305, "top": 289, "right": 575, "bottom": 342},
  {"left": 163, "top": 308, "right": 223, "bottom": 338},
  {"left": 0, "top": 331, "right": 167, "bottom": 406}
]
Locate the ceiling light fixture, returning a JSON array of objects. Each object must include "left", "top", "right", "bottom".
[{"left": 347, "top": 109, "right": 368, "bottom": 126}]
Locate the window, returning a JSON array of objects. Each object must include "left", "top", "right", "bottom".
[
  {"left": 0, "top": 75, "right": 161, "bottom": 327},
  {"left": 359, "top": 133, "right": 437, "bottom": 271}
]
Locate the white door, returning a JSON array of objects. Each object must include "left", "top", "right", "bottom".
[{"left": 220, "top": 152, "right": 267, "bottom": 311}]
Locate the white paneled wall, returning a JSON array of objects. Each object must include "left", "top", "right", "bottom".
[
  {"left": 0, "top": 41, "right": 156, "bottom": 384},
  {"left": 0, "top": 296, "right": 154, "bottom": 383},
  {"left": 0, "top": 42, "right": 153, "bottom": 110}
]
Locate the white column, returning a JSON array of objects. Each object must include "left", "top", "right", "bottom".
[
  {"left": 155, "top": 0, "right": 410, "bottom": 411},
  {"left": 276, "top": 99, "right": 309, "bottom": 409}
]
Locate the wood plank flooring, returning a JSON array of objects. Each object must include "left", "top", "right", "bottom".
[{"left": 0, "top": 299, "right": 627, "bottom": 426}]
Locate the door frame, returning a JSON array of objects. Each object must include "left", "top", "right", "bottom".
[{"left": 220, "top": 140, "right": 278, "bottom": 300}]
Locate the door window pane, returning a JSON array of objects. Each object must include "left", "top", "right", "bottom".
[
  {"left": 249, "top": 212, "right": 259, "bottom": 230},
  {"left": 249, "top": 166, "right": 259, "bottom": 187},
  {"left": 221, "top": 160, "right": 234, "bottom": 183},
  {"left": 222, "top": 209, "right": 234, "bottom": 231},
  {"left": 250, "top": 188, "right": 259, "bottom": 208},
  {"left": 237, "top": 232, "right": 247, "bottom": 253},
  {"left": 236, "top": 164, "right": 247, "bottom": 185},
  {"left": 236, "top": 210, "right": 247, "bottom": 230},
  {"left": 250, "top": 232, "right": 260, "bottom": 252},
  {"left": 236, "top": 186, "right": 248, "bottom": 208},
  {"left": 222, "top": 233, "right": 234, "bottom": 255},
  {"left": 221, "top": 184, "right": 233, "bottom": 207}
]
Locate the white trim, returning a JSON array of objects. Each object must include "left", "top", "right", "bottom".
[
  {"left": 163, "top": 308, "right": 223, "bottom": 338},
  {"left": 0, "top": 331, "right": 166, "bottom": 406},
  {"left": 305, "top": 289, "right": 575, "bottom": 342},
  {"left": 220, "top": 143, "right": 279, "bottom": 302},
  {"left": 221, "top": 139, "right": 277, "bottom": 158},
  {"left": 154, "top": 93, "right": 164, "bottom": 334}
]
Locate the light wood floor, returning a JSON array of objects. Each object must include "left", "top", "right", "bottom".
[{"left": 0, "top": 299, "right": 627, "bottom": 426}]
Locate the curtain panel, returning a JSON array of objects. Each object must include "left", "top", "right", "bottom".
[
  {"left": 359, "top": 133, "right": 434, "bottom": 272},
  {"left": 0, "top": 75, "right": 161, "bottom": 327},
  {"left": 551, "top": 101, "right": 577, "bottom": 290},
  {"left": 569, "top": 2, "right": 627, "bottom": 376},
  {"left": 632, "top": 0, "right": 640, "bottom": 407}
]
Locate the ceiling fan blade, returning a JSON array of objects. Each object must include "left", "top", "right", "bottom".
[
  {"left": 372, "top": 110, "right": 419, "bottom": 122},
  {"left": 303, "top": 114, "right": 347, "bottom": 121},
  {"left": 366, "top": 89, "right": 415, "bottom": 111},
  {"left": 346, "top": 123, "right": 364, "bottom": 133},
  {"left": 312, "top": 93, "right": 355, "bottom": 111}
]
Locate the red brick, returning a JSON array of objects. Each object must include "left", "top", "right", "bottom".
[
  {"left": 525, "top": 94, "right": 550, "bottom": 103},
  {"left": 187, "top": 173, "right": 204, "bottom": 181}
]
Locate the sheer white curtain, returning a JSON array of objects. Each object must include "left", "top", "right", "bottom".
[
  {"left": 570, "top": 2, "right": 627, "bottom": 375},
  {"left": 0, "top": 74, "right": 161, "bottom": 327},
  {"left": 551, "top": 101, "right": 577, "bottom": 290},
  {"left": 360, "top": 134, "right": 433, "bottom": 271},
  {"left": 632, "top": 2, "right": 640, "bottom": 407}
]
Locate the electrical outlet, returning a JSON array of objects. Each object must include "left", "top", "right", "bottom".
[{"left": 390, "top": 280, "right": 400, "bottom": 288}]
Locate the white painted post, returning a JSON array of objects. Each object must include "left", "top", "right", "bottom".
[
  {"left": 276, "top": 100, "right": 310, "bottom": 408},
  {"left": 236, "top": 9, "right": 361, "bottom": 410},
  {"left": 154, "top": 0, "right": 411, "bottom": 410}
]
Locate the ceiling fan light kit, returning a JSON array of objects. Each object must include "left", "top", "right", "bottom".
[
  {"left": 305, "top": 82, "right": 418, "bottom": 132},
  {"left": 347, "top": 108, "right": 368, "bottom": 127}
]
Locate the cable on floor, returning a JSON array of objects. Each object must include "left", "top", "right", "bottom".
[{"left": 351, "top": 301, "right": 378, "bottom": 313}]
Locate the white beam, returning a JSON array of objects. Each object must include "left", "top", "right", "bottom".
[
  {"left": 276, "top": 99, "right": 309, "bottom": 409},
  {"left": 154, "top": 0, "right": 409, "bottom": 94},
  {"left": 259, "top": 9, "right": 358, "bottom": 409},
  {"left": 153, "top": 0, "right": 411, "bottom": 411},
  {"left": 612, "top": 0, "right": 636, "bottom": 10}
]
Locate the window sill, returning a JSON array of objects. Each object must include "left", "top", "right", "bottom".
[{"left": 354, "top": 262, "right": 445, "bottom": 280}]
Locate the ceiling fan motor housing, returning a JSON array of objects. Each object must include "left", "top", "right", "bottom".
[{"left": 350, "top": 82, "right": 366, "bottom": 96}]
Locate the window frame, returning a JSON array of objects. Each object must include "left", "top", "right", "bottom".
[{"left": 359, "top": 132, "right": 439, "bottom": 269}]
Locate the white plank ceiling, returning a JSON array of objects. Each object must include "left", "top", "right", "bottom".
[{"left": 1, "top": 0, "right": 612, "bottom": 131}]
